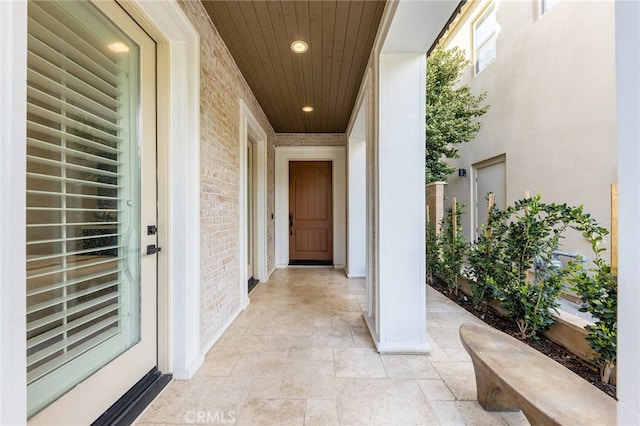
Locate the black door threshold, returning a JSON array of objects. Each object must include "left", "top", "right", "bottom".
[
  {"left": 248, "top": 276, "right": 259, "bottom": 293},
  {"left": 92, "top": 367, "right": 172, "bottom": 426},
  {"left": 289, "top": 259, "right": 333, "bottom": 266}
]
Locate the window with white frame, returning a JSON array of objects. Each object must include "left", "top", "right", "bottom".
[
  {"left": 473, "top": 3, "right": 497, "bottom": 74},
  {"left": 541, "top": 0, "right": 558, "bottom": 15}
]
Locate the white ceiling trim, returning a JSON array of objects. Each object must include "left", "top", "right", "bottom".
[{"left": 382, "top": 0, "right": 460, "bottom": 54}]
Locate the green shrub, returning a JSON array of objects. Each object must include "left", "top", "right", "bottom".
[
  {"left": 425, "top": 220, "right": 441, "bottom": 285},
  {"left": 480, "top": 195, "right": 583, "bottom": 339},
  {"left": 440, "top": 203, "right": 467, "bottom": 295},
  {"left": 467, "top": 203, "right": 502, "bottom": 313},
  {"left": 567, "top": 220, "right": 616, "bottom": 384}
]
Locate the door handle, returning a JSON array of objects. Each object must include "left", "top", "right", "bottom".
[
  {"left": 146, "top": 244, "right": 162, "bottom": 255},
  {"left": 289, "top": 212, "right": 294, "bottom": 236}
]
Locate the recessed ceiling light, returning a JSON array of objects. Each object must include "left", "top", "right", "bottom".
[
  {"left": 108, "top": 42, "right": 129, "bottom": 53},
  {"left": 302, "top": 106, "right": 314, "bottom": 112},
  {"left": 290, "top": 40, "right": 308, "bottom": 54}
]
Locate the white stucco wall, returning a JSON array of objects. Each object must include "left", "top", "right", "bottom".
[{"left": 441, "top": 0, "right": 617, "bottom": 260}]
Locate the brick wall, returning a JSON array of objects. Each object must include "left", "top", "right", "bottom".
[
  {"left": 178, "top": 0, "right": 276, "bottom": 351},
  {"left": 275, "top": 133, "right": 346, "bottom": 146}
]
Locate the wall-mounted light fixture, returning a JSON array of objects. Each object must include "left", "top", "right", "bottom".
[{"left": 458, "top": 168, "right": 467, "bottom": 177}]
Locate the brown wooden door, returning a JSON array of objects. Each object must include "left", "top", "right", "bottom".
[{"left": 289, "top": 161, "right": 333, "bottom": 264}]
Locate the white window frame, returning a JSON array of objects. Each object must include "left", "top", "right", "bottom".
[{"left": 473, "top": 2, "right": 497, "bottom": 74}]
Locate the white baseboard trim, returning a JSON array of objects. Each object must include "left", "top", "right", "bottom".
[
  {"left": 196, "top": 305, "right": 244, "bottom": 368},
  {"left": 364, "top": 312, "right": 431, "bottom": 354},
  {"left": 172, "top": 354, "right": 204, "bottom": 380},
  {"left": 241, "top": 297, "right": 250, "bottom": 310},
  {"left": 265, "top": 266, "right": 277, "bottom": 281},
  {"left": 346, "top": 272, "right": 365, "bottom": 278},
  {"left": 364, "top": 313, "right": 379, "bottom": 349},
  {"left": 375, "top": 341, "right": 431, "bottom": 354}
]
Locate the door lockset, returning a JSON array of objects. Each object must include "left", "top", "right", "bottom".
[
  {"left": 146, "top": 244, "right": 162, "bottom": 255},
  {"left": 289, "top": 212, "right": 294, "bottom": 236}
]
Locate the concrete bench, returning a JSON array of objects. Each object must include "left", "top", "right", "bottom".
[{"left": 459, "top": 322, "right": 616, "bottom": 426}]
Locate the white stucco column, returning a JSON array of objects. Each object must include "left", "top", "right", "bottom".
[
  {"left": 347, "top": 98, "right": 368, "bottom": 279},
  {"left": 615, "top": 1, "right": 640, "bottom": 423},
  {"left": 369, "top": 53, "right": 429, "bottom": 353},
  {"left": 359, "top": 0, "right": 459, "bottom": 354}
]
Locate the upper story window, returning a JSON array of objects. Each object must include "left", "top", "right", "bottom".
[
  {"left": 473, "top": 3, "right": 497, "bottom": 74},
  {"left": 541, "top": 0, "right": 558, "bottom": 15}
]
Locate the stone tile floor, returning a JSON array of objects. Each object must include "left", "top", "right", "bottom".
[{"left": 135, "top": 268, "right": 529, "bottom": 425}]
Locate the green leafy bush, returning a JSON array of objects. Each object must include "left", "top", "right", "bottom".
[
  {"left": 439, "top": 203, "right": 468, "bottom": 295},
  {"left": 478, "top": 196, "right": 583, "bottom": 339},
  {"left": 467, "top": 203, "right": 502, "bottom": 313},
  {"left": 567, "top": 221, "right": 617, "bottom": 384},
  {"left": 425, "top": 220, "right": 441, "bottom": 285}
]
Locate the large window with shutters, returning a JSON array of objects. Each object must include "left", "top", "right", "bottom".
[{"left": 26, "top": 0, "right": 142, "bottom": 416}]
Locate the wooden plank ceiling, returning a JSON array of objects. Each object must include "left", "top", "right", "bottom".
[{"left": 202, "top": 0, "right": 386, "bottom": 133}]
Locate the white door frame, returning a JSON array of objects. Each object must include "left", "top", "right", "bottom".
[
  {"left": 239, "top": 100, "right": 268, "bottom": 308},
  {"left": 275, "top": 146, "right": 346, "bottom": 269},
  {"left": 109, "top": 0, "right": 202, "bottom": 380},
  {"left": 1, "top": 3, "right": 29, "bottom": 424}
]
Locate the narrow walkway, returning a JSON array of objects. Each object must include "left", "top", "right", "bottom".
[{"left": 136, "top": 268, "right": 528, "bottom": 425}]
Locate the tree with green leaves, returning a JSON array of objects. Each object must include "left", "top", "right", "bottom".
[{"left": 426, "top": 47, "right": 489, "bottom": 183}]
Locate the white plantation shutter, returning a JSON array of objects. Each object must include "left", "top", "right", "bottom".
[{"left": 26, "top": 0, "right": 141, "bottom": 416}]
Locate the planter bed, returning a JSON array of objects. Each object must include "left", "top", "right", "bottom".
[{"left": 429, "top": 277, "right": 616, "bottom": 399}]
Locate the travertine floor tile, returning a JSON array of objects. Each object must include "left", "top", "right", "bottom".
[
  {"left": 231, "top": 352, "right": 287, "bottom": 377},
  {"left": 137, "top": 376, "right": 253, "bottom": 424},
  {"left": 280, "top": 373, "right": 336, "bottom": 399},
  {"left": 444, "top": 347, "right": 473, "bottom": 362},
  {"left": 456, "top": 400, "right": 510, "bottom": 425},
  {"left": 380, "top": 354, "right": 441, "bottom": 379},
  {"left": 249, "top": 377, "right": 283, "bottom": 398},
  {"left": 305, "top": 399, "right": 339, "bottom": 426},
  {"left": 418, "top": 379, "right": 456, "bottom": 401},
  {"left": 330, "top": 311, "right": 365, "bottom": 327},
  {"left": 424, "top": 335, "right": 454, "bottom": 362},
  {"left": 311, "top": 347, "right": 334, "bottom": 361},
  {"left": 431, "top": 361, "right": 478, "bottom": 401},
  {"left": 136, "top": 269, "right": 494, "bottom": 426},
  {"left": 499, "top": 410, "right": 531, "bottom": 425},
  {"left": 312, "top": 326, "right": 354, "bottom": 348},
  {"left": 429, "top": 400, "right": 466, "bottom": 425},
  {"left": 336, "top": 378, "right": 440, "bottom": 425},
  {"left": 334, "top": 347, "right": 387, "bottom": 378},
  {"left": 428, "top": 327, "right": 467, "bottom": 350},
  {"left": 235, "top": 398, "right": 306, "bottom": 426}
]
